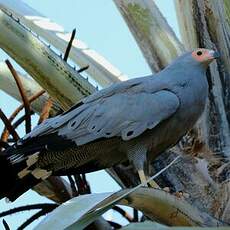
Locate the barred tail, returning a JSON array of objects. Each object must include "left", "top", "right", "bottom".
[{"left": 0, "top": 146, "right": 50, "bottom": 201}]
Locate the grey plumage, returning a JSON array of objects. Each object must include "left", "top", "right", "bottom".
[{"left": 0, "top": 48, "right": 219, "bottom": 201}]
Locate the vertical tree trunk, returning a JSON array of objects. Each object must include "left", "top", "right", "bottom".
[
  {"left": 113, "top": 0, "right": 184, "bottom": 72},
  {"left": 114, "top": 0, "right": 230, "bottom": 224},
  {"left": 174, "top": 0, "right": 230, "bottom": 223}
]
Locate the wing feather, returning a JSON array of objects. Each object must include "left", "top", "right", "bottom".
[
  {"left": 20, "top": 76, "right": 176, "bottom": 146},
  {"left": 64, "top": 90, "right": 179, "bottom": 144}
]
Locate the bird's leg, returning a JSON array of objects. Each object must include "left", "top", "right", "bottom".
[
  {"left": 127, "top": 147, "right": 160, "bottom": 188},
  {"left": 137, "top": 168, "right": 160, "bottom": 188},
  {"left": 136, "top": 167, "right": 159, "bottom": 188},
  {"left": 146, "top": 176, "right": 161, "bottom": 188},
  {"left": 137, "top": 168, "right": 147, "bottom": 184},
  {"left": 144, "top": 159, "right": 161, "bottom": 188}
]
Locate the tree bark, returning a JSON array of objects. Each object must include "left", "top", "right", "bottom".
[
  {"left": 175, "top": 0, "right": 230, "bottom": 223},
  {"left": 113, "top": 0, "right": 184, "bottom": 72},
  {"left": 114, "top": 0, "right": 230, "bottom": 225}
]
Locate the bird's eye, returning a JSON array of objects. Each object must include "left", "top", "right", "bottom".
[{"left": 197, "top": 51, "right": 203, "bottom": 56}]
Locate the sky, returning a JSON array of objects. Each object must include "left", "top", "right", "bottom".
[{"left": 0, "top": 0, "right": 180, "bottom": 229}]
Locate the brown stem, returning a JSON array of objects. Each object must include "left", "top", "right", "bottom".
[
  {"left": 1, "top": 90, "right": 45, "bottom": 142},
  {"left": 38, "top": 97, "right": 53, "bottom": 124},
  {"left": 0, "top": 108, "right": 19, "bottom": 141},
  {"left": 5, "top": 60, "right": 31, "bottom": 133},
  {"left": 63, "top": 28, "right": 76, "bottom": 62}
]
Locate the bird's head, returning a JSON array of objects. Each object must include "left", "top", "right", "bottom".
[
  {"left": 191, "top": 48, "right": 219, "bottom": 67},
  {"left": 166, "top": 48, "right": 219, "bottom": 72}
]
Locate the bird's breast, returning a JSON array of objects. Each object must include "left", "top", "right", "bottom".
[{"left": 146, "top": 81, "right": 208, "bottom": 160}]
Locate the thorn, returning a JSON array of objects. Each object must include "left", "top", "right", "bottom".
[
  {"left": 64, "top": 28, "right": 76, "bottom": 62},
  {"left": 77, "top": 65, "right": 89, "bottom": 73}
]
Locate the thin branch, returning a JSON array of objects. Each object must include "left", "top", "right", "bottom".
[
  {"left": 0, "top": 61, "right": 60, "bottom": 116},
  {"left": 1, "top": 90, "right": 45, "bottom": 142},
  {"left": 77, "top": 65, "right": 89, "bottom": 73},
  {"left": 74, "top": 174, "right": 91, "bottom": 194},
  {"left": 38, "top": 97, "right": 53, "bottom": 124},
  {"left": 0, "top": 108, "right": 19, "bottom": 141},
  {"left": 82, "top": 174, "right": 91, "bottom": 193},
  {"left": 63, "top": 28, "right": 76, "bottom": 62},
  {"left": 5, "top": 60, "right": 31, "bottom": 133},
  {"left": 112, "top": 206, "right": 133, "bottom": 222},
  {"left": 2, "top": 219, "right": 10, "bottom": 230},
  {"left": 0, "top": 203, "right": 58, "bottom": 218},
  {"left": 12, "top": 112, "right": 35, "bottom": 132},
  {"left": 67, "top": 175, "right": 78, "bottom": 197},
  {"left": 18, "top": 209, "right": 51, "bottom": 230}
]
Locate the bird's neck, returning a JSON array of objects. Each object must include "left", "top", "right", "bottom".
[{"left": 161, "top": 63, "right": 207, "bottom": 84}]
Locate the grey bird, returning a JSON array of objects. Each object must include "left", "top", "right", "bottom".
[{"left": 0, "top": 48, "right": 219, "bottom": 201}]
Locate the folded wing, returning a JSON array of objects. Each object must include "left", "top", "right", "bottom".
[{"left": 21, "top": 87, "right": 179, "bottom": 146}]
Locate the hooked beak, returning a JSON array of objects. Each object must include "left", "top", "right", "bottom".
[{"left": 209, "top": 50, "right": 220, "bottom": 59}]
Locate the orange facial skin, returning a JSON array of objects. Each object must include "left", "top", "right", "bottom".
[{"left": 191, "top": 48, "right": 219, "bottom": 66}]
